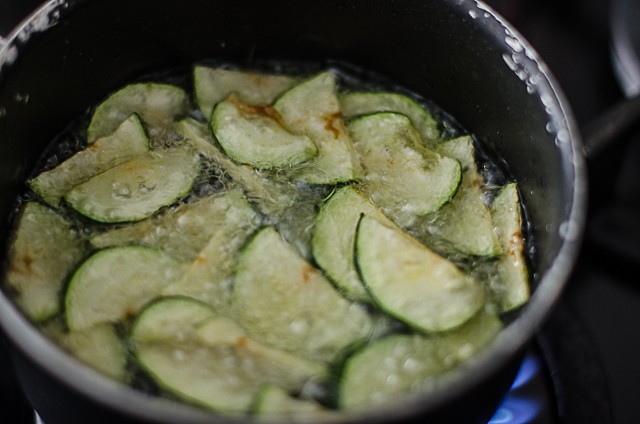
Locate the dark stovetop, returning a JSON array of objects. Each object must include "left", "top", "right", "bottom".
[
  {"left": 0, "top": 336, "right": 33, "bottom": 422},
  {"left": 2, "top": 0, "right": 640, "bottom": 423},
  {"left": 488, "top": 1, "right": 640, "bottom": 424}
]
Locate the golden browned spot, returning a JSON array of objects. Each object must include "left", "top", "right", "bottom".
[
  {"left": 9, "top": 251, "right": 35, "bottom": 277},
  {"left": 299, "top": 264, "right": 314, "bottom": 286},
  {"left": 194, "top": 255, "right": 208, "bottom": 266},
  {"left": 235, "top": 336, "right": 249, "bottom": 348},
  {"left": 122, "top": 161, "right": 152, "bottom": 173},
  {"left": 20, "top": 252, "right": 35, "bottom": 272},
  {"left": 228, "top": 94, "right": 287, "bottom": 127},
  {"left": 247, "top": 74, "right": 268, "bottom": 88},
  {"left": 469, "top": 174, "right": 483, "bottom": 188},
  {"left": 123, "top": 305, "right": 138, "bottom": 321},
  {"left": 86, "top": 142, "right": 101, "bottom": 152},
  {"left": 506, "top": 231, "right": 522, "bottom": 257},
  {"left": 323, "top": 112, "right": 342, "bottom": 139}
]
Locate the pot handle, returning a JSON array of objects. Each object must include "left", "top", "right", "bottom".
[{"left": 582, "top": 94, "right": 640, "bottom": 159}]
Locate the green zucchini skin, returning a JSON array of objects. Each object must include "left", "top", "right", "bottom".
[
  {"left": 355, "top": 215, "right": 484, "bottom": 333},
  {"left": 311, "top": 185, "right": 392, "bottom": 302},
  {"left": 231, "top": 226, "right": 374, "bottom": 363},
  {"left": 3, "top": 64, "right": 532, "bottom": 418},
  {"left": 490, "top": 182, "right": 530, "bottom": 312},
  {"left": 274, "top": 71, "right": 363, "bottom": 185},
  {"left": 250, "top": 384, "right": 333, "bottom": 418},
  {"left": 64, "top": 145, "right": 201, "bottom": 223},
  {"left": 340, "top": 91, "right": 440, "bottom": 145},
  {"left": 349, "top": 112, "right": 461, "bottom": 227},
  {"left": 339, "top": 309, "right": 502, "bottom": 411},
  {"left": 131, "top": 297, "right": 327, "bottom": 413},
  {"left": 29, "top": 114, "right": 150, "bottom": 207},
  {"left": 90, "top": 189, "right": 254, "bottom": 262},
  {"left": 174, "top": 118, "right": 299, "bottom": 220},
  {"left": 6, "top": 202, "right": 85, "bottom": 322},
  {"left": 161, "top": 189, "right": 260, "bottom": 314},
  {"left": 65, "top": 246, "right": 184, "bottom": 331},
  {"left": 194, "top": 65, "right": 300, "bottom": 120},
  {"left": 339, "top": 333, "right": 446, "bottom": 410},
  {"left": 211, "top": 97, "right": 317, "bottom": 169},
  {"left": 411, "top": 135, "right": 502, "bottom": 257},
  {"left": 88, "top": 82, "right": 189, "bottom": 142},
  {"left": 44, "top": 321, "right": 127, "bottom": 381}
]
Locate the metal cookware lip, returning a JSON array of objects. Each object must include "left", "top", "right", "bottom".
[
  {"left": 0, "top": 0, "right": 69, "bottom": 64},
  {"left": 611, "top": 0, "right": 640, "bottom": 97},
  {"left": 0, "top": 0, "right": 588, "bottom": 422}
]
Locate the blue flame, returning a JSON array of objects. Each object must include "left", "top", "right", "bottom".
[
  {"left": 488, "top": 354, "right": 543, "bottom": 423},
  {"left": 489, "top": 397, "right": 541, "bottom": 424},
  {"left": 510, "top": 355, "right": 540, "bottom": 390}
]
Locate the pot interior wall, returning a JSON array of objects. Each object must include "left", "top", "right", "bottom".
[
  {"left": 0, "top": 0, "right": 582, "bottom": 422},
  {"left": 0, "top": 0, "right": 575, "bottom": 273}
]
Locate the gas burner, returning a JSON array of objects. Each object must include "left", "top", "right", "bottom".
[
  {"left": 487, "top": 301, "right": 611, "bottom": 424},
  {"left": 489, "top": 353, "right": 555, "bottom": 424}
]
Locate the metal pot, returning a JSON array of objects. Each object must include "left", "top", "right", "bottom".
[{"left": 0, "top": 0, "right": 587, "bottom": 423}]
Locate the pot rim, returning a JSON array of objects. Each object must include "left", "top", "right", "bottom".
[
  {"left": 0, "top": 0, "right": 588, "bottom": 422},
  {"left": 611, "top": 0, "right": 640, "bottom": 97}
]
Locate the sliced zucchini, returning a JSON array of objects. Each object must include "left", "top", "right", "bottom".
[
  {"left": 339, "top": 333, "right": 446, "bottom": 410},
  {"left": 269, "top": 190, "right": 322, "bottom": 262},
  {"left": 490, "top": 183, "right": 530, "bottom": 312},
  {"left": 194, "top": 66, "right": 300, "bottom": 119},
  {"left": 340, "top": 91, "right": 440, "bottom": 145},
  {"left": 90, "top": 189, "right": 257, "bottom": 262},
  {"left": 132, "top": 297, "right": 326, "bottom": 413},
  {"left": 29, "top": 114, "right": 150, "bottom": 207},
  {"left": 193, "top": 312, "right": 248, "bottom": 344},
  {"left": 414, "top": 135, "right": 501, "bottom": 257},
  {"left": 136, "top": 342, "right": 258, "bottom": 412},
  {"left": 132, "top": 298, "right": 248, "bottom": 411},
  {"left": 132, "top": 296, "right": 216, "bottom": 343},
  {"left": 355, "top": 216, "right": 484, "bottom": 332},
  {"left": 173, "top": 118, "right": 297, "bottom": 220},
  {"left": 435, "top": 308, "right": 502, "bottom": 368},
  {"left": 44, "top": 321, "right": 127, "bottom": 380},
  {"left": 87, "top": 82, "right": 189, "bottom": 142},
  {"left": 173, "top": 118, "right": 220, "bottom": 158},
  {"left": 349, "top": 112, "right": 461, "bottom": 227},
  {"left": 174, "top": 118, "right": 320, "bottom": 260},
  {"left": 339, "top": 310, "right": 502, "bottom": 410},
  {"left": 211, "top": 96, "right": 317, "bottom": 169},
  {"left": 311, "top": 185, "right": 391, "bottom": 302},
  {"left": 162, "top": 191, "right": 260, "bottom": 313},
  {"left": 65, "top": 246, "right": 183, "bottom": 331},
  {"left": 251, "top": 385, "right": 332, "bottom": 418},
  {"left": 232, "top": 227, "right": 373, "bottom": 362},
  {"left": 196, "top": 316, "right": 328, "bottom": 394},
  {"left": 64, "top": 145, "right": 201, "bottom": 223},
  {"left": 6, "top": 202, "right": 85, "bottom": 321},
  {"left": 274, "top": 71, "right": 362, "bottom": 185}
]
